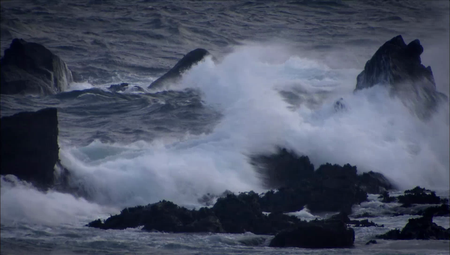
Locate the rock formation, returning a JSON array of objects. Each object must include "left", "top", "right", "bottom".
[
  {"left": 355, "top": 35, "right": 448, "bottom": 119},
  {"left": 1, "top": 108, "right": 59, "bottom": 189},
  {"left": 1, "top": 38, "right": 73, "bottom": 95},
  {"left": 148, "top": 48, "right": 210, "bottom": 90}
]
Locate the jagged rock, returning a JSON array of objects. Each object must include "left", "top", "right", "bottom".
[
  {"left": 1, "top": 38, "right": 73, "bottom": 95},
  {"left": 269, "top": 220, "right": 355, "bottom": 248},
  {"left": 377, "top": 215, "right": 449, "bottom": 240},
  {"left": 307, "top": 163, "right": 368, "bottom": 214},
  {"left": 252, "top": 148, "right": 314, "bottom": 189},
  {"left": 88, "top": 196, "right": 300, "bottom": 235},
  {"left": 148, "top": 48, "right": 210, "bottom": 90},
  {"left": 0, "top": 108, "right": 59, "bottom": 189},
  {"left": 398, "top": 186, "right": 442, "bottom": 206},
  {"left": 357, "top": 171, "right": 394, "bottom": 194},
  {"left": 252, "top": 149, "right": 371, "bottom": 214},
  {"left": 355, "top": 35, "right": 447, "bottom": 119}
]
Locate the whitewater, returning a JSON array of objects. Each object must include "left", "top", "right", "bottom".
[{"left": 1, "top": 0, "right": 449, "bottom": 254}]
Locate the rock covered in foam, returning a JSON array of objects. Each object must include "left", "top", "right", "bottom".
[
  {"left": 355, "top": 35, "right": 447, "bottom": 119},
  {"left": 148, "top": 48, "right": 211, "bottom": 90},
  {"left": 1, "top": 38, "right": 73, "bottom": 95},
  {"left": 0, "top": 108, "right": 59, "bottom": 189}
]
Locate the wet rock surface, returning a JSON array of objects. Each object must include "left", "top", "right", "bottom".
[{"left": 1, "top": 38, "right": 73, "bottom": 95}]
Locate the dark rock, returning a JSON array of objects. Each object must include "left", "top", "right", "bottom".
[
  {"left": 251, "top": 148, "right": 314, "bottom": 189},
  {"left": 88, "top": 196, "right": 300, "bottom": 235},
  {"left": 377, "top": 215, "right": 449, "bottom": 240},
  {"left": 378, "top": 191, "right": 397, "bottom": 203},
  {"left": 1, "top": 108, "right": 59, "bottom": 189},
  {"left": 212, "top": 192, "right": 299, "bottom": 234},
  {"left": 365, "top": 240, "right": 377, "bottom": 245},
  {"left": 307, "top": 163, "right": 367, "bottom": 214},
  {"left": 355, "top": 35, "right": 447, "bottom": 119},
  {"left": 327, "top": 212, "right": 383, "bottom": 227},
  {"left": 252, "top": 149, "right": 370, "bottom": 214},
  {"left": 108, "top": 83, "right": 129, "bottom": 92},
  {"left": 418, "top": 204, "right": 450, "bottom": 217},
  {"left": 357, "top": 171, "right": 394, "bottom": 194},
  {"left": 1, "top": 38, "right": 73, "bottom": 95},
  {"left": 398, "top": 186, "right": 442, "bottom": 205},
  {"left": 269, "top": 220, "right": 355, "bottom": 248},
  {"left": 148, "top": 48, "right": 210, "bottom": 90}
]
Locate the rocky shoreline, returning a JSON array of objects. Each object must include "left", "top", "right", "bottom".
[{"left": 1, "top": 34, "right": 449, "bottom": 249}]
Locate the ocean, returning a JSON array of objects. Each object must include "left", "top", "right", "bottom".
[{"left": 1, "top": 0, "right": 449, "bottom": 254}]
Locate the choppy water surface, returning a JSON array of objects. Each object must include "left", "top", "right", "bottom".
[{"left": 1, "top": 0, "right": 449, "bottom": 254}]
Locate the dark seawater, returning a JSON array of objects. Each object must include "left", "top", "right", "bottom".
[{"left": 1, "top": 0, "right": 449, "bottom": 254}]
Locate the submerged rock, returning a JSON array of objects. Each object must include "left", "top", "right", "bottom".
[
  {"left": 148, "top": 48, "right": 211, "bottom": 90},
  {"left": 355, "top": 35, "right": 447, "bottom": 119},
  {"left": 108, "top": 83, "right": 129, "bottom": 92},
  {"left": 377, "top": 215, "right": 449, "bottom": 240},
  {"left": 1, "top": 38, "right": 73, "bottom": 95},
  {"left": 0, "top": 108, "right": 59, "bottom": 189},
  {"left": 269, "top": 220, "right": 355, "bottom": 248}
]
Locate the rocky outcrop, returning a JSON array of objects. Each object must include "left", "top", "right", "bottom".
[
  {"left": 148, "top": 48, "right": 210, "bottom": 90},
  {"left": 252, "top": 148, "right": 393, "bottom": 214},
  {"left": 269, "top": 220, "right": 355, "bottom": 248},
  {"left": 88, "top": 194, "right": 301, "bottom": 235},
  {"left": 397, "top": 186, "right": 442, "bottom": 206},
  {"left": 355, "top": 35, "right": 447, "bottom": 119},
  {"left": 1, "top": 38, "right": 73, "bottom": 95},
  {"left": 358, "top": 171, "right": 394, "bottom": 194},
  {"left": 1, "top": 108, "right": 59, "bottom": 189},
  {"left": 377, "top": 215, "right": 450, "bottom": 240}
]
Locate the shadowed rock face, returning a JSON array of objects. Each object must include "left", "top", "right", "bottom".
[
  {"left": 1, "top": 108, "right": 59, "bottom": 189},
  {"left": 148, "top": 48, "right": 210, "bottom": 90},
  {"left": 355, "top": 35, "right": 447, "bottom": 119},
  {"left": 1, "top": 38, "right": 73, "bottom": 95}
]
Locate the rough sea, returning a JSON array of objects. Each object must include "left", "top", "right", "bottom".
[{"left": 1, "top": 0, "right": 449, "bottom": 254}]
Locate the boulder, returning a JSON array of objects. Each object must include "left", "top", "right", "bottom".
[
  {"left": 1, "top": 38, "right": 73, "bottom": 95},
  {"left": 148, "top": 48, "right": 210, "bottom": 90},
  {"left": 269, "top": 220, "right": 355, "bottom": 248},
  {"left": 377, "top": 215, "right": 449, "bottom": 240},
  {"left": 0, "top": 108, "right": 59, "bottom": 189},
  {"left": 355, "top": 35, "right": 447, "bottom": 119}
]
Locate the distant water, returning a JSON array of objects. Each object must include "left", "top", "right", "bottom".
[{"left": 1, "top": 0, "right": 449, "bottom": 254}]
